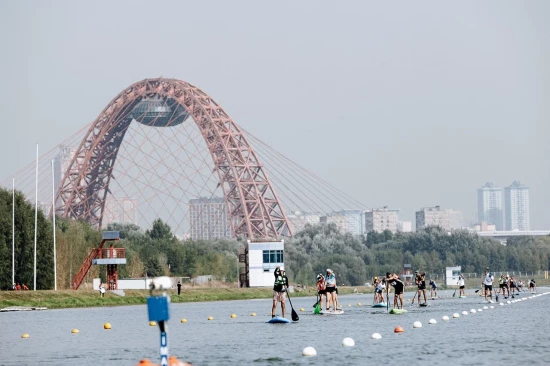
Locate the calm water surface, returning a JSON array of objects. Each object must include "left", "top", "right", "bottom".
[{"left": 1, "top": 289, "right": 549, "bottom": 365}]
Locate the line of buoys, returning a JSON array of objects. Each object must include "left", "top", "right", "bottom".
[{"left": 104, "top": 323, "right": 112, "bottom": 330}]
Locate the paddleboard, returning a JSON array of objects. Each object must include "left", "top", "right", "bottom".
[
  {"left": 389, "top": 309, "right": 408, "bottom": 315},
  {"left": 419, "top": 303, "right": 429, "bottom": 307},
  {"left": 459, "top": 296, "right": 467, "bottom": 298},
  {"left": 372, "top": 303, "right": 387, "bottom": 308},
  {"left": 320, "top": 309, "right": 345, "bottom": 315},
  {"left": 266, "top": 317, "right": 291, "bottom": 324}
]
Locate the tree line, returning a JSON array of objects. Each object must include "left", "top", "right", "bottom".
[{"left": 1, "top": 186, "right": 549, "bottom": 289}]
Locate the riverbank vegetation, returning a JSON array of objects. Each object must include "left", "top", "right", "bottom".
[{"left": 1, "top": 187, "right": 549, "bottom": 292}]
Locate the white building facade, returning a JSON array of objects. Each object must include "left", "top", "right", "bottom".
[
  {"left": 247, "top": 240, "right": 284, "bottom": 287},
  {"left": 477, "top": 182, "right": 504, "bottom": 231},
  {"left": 504, "top": 181, "right": 530, "bottom": 231},
  {"left": 322, "top": 210, "right": 365, "bottom": 236},
  {"left": 415, "top": 206, "right": 450, "bottom": 231},
  {"left": 365, "top": 207, "right": 399, "bottom": 233},
  {"left": 188, "top": 197, "right": 232, "bottom": 240}
]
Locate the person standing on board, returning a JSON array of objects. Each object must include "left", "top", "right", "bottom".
[
  {"left": 325, "top": 269, "right": 337, "bottom": 312},
  {"left": 457, "top": 274, "right": 466, "bottom": 297},
  {"left": 271, "top": 266, "right": 288, "bottom": 318},
  {"left": 316, "top": 274, "right": 326, "bottom": 310},
  {"left": 483, "top": 270, "right": 494, "bottom": 301},
  {"left": 529, "top": 279, "right": 536, "bottom": 293},
  {"left": 386, "top": 272, "right": 404, "bottom": 309},
  {"left": 429, "top": 279, "right": 438, "bottom": 298},
  {"left": 415, "top": 271, "right": 427, "bottom": 305}
]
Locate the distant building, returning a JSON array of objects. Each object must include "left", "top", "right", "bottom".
[
  {"left": 477, "top": 182, "right": 504, "bottom": 231},
  {"left": 365, "top": 207, "right": 399, "bottom": 233},
  {"left": 474, "top": 222, "right": 496, "bottom": 232},
  {"left": 504, "top": 181, "right": 530, "bottom": 231},
  {"left": 286, "top": 211, "right": 321, "bottom": 234},
  {"left": 322, "top": 209, "right": 365, "bottom": 236},
  {"left": 415, "top": 206, "right": 450, "bottom": 231},
  {"left": 188, "top": 197, "right": 232, "bottom": 240},
  {"left": 102, "top": 196, "right": 138, "bottom": 226},
  {"left": 398, "top": 221, "right": 412, "bottom": 232},
  {"left": 447, "top": 209, "right": 465, "bottom": 229}
]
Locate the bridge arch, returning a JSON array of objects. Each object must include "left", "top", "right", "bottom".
[{"left": 56, "top": 78, "right": 291, "bottom": 239}]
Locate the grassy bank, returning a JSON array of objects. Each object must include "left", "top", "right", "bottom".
[{"left": 0, "top": 286, "right": 373, "bottom": 310}]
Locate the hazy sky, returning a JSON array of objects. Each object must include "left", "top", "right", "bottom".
[{"left": 1, "top": 1, "right": 549, "bottom": 229}]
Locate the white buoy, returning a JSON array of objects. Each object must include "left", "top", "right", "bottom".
[
  {"left": 429, "top": 319, "right": 437, "bottom": 324},
  {"left": 500, "top": 302, "right": 504, "bottom": 306},
  {"left": 470, "top": 309, "right": 476, "bottom": 314},
  {"left": 442, "top": 315, "right": 450, "bottom": 321},
  {"left": 413, "top": 321, "right": 422, "bottom": 328},
  {"left": 462, "top": 311, "right": 468, "bottom": 316},
  {"left": 302, "top": 347, "right": 317, "bottom": 356},
  {"left": 453, "top": 313, "right": 460, "bottom": 318},
  {"left": 342, "top": 338, "right": 355, "bottom": 347},
  {"left": 371, "top": 333, "right": 382, "bottom": 339},
  {"left": 507, "top": 300, "right": 511, "bottom": 304},
  {"left": 477, "top": 309, "right": 483, "bottom": 312},
  {"left": 483, "top": 306, "right": 488, "bottom": 310},
  {"left": 490, "top": 305, "right": 494, "bottom": 309}
]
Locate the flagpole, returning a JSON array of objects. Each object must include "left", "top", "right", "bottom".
[
  {"left": 34, "top": 144, "right": 38, "bottom": 291},
  {"left": 12, "top": 178, "right": 15, "bottom": 287},
  {"left": 51, "top": 160, "right": 57, "bottom": 291}
]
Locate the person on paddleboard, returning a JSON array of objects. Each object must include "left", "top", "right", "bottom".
[
  {"left": 483, "top": 269, "right": 494, "bottom": 302},
  {"left": 386, "top": 272, "right": 404, "bottom": 309},
  {"left": 415, "top": 271, "right": 427, "bottom": 306},
  {"left": 374, "top": 277, "right": 384, "bottom": 304},
  {"left": 325, "top": 269, "right": 337, "bottom": 312},
  {"left": 271, "top": 266, "right": 288, "bottom": 318},
  {"left": 457, "top": 274, "right": 465, "bottom": 297},
  {"left": 509, "top": 276, "right": 518, "bottom": 296},
  {"left": 316, "top": 274, "right": 327, "bottom": 310},
  {"left": 529, "top": 279, "right": 536, "bottom": 293},
  {"left": 429, "top": 279, "right": 438, "bottom": 298}
]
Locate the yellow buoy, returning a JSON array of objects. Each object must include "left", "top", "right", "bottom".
[
  {"left": 230, "top": 314, "right": 237, "bottom": 318},
  {"left": 180, "top": 318, "right": 187, "bottom": 323},
  {"left": 208, "top": 316, "right": 214, "bottom": 320},
  {"left": 104, "top": 323, "right": 112, "bottom": 330},
  {"left": 149, "top": 321, "right": 157, "bottom": 326},
  {"left": 299, "top": 307, "right": 305, "bottom": 312},
  {"left": 347, "top": 304, "right": 351, "bottom": 307},
  {"left": 71, "top": 329, "right": 79, "bottom": 334},
  {"left": 21, "top": 333, "right": 30, "bottom": 338},
  {"left": 357, "top": 302, "right": 362, "bottom": 306},
  {"left": 251, "top": 312, "right": 257, "bottom": 316}
]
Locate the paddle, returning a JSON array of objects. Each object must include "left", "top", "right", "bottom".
[
  {"left": 452, "top": 289, "right": 457, "bottom": 297},
  {"left": 285, "top": 290, "right": 299, "bottom": 321},
  {"left": 386, "top": 283, "right": 389, "bottom": 314},
  {"left": 411, "top": 290, "right": 418, "bottom": 305},
  {"left": 312, "top": 294, "right": 319, "bottom": 308}
]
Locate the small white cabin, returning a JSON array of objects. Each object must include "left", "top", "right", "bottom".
[
  {"left": 247, "top": 240, "right": 284, "bottom": 287},
  {"left": 445, "top": 266, "right": 461, "bottom": 286}
]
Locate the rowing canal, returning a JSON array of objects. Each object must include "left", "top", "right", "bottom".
[{"left": 1, "top": 289, "right": 549, "bottom": 365}]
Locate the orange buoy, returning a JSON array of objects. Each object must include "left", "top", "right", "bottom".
[
  {"left": 394, "top": 326, "right": 405, "bottom": 333},
  {"left": 137, "top": 359, "right": 153, "bottom": 365}
]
